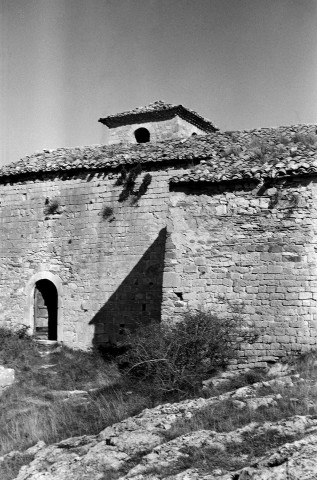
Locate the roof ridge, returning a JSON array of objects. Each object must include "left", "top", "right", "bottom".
[
  {"left": 99, "top": 100, "right": 218, "bottom": 131},
  {"left": 100, "top": 100, "right": 176, "bottom": 120}
]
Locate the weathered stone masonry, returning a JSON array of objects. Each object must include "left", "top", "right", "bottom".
[
  {"left": 0, "top": 165, "right": 188, "bottom": 348},
  {"left": 1, "top": 100, "right": 317, "bottom": 367},
  {"left": 0, "top": 101, "right": 217, "bottom": 349},
  {"left": 163, "top": 178, "right": 317, "bottom": 367}
]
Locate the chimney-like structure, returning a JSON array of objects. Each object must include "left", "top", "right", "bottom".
[{"left": 98, "top": 100, "right": 218, "bottom": 145}]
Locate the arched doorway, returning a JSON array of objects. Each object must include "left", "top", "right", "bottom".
[{"left": 34, "top": 279, "right": 58, "bottom": 340}]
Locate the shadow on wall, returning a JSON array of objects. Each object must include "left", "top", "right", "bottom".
[{"left": 89, "top": 228, "right": 166, "bottom": 347}]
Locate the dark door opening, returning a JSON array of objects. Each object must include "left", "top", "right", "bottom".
[{"left": 34, "top": 279, "right": 58, "bottom": 340}]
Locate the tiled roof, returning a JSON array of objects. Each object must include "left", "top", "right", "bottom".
[
  {"left": 0, "top": 137, "right": 212, "bottom": 179},
  {"left": 1, "top": 124, "right": 317, "bottom": 182},
  {"left": 98, "top": 100, "right": 218, "bottom": 132},
  {"left": 170, "top": 124, "right": 317, "bottom": 184}
]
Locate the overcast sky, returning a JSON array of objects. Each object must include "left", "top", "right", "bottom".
[{"left": 1, "top": 0, "right": 317, "bottom": 166}]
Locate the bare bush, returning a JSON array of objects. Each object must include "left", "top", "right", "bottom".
[{"left": 120, "top": 310, "right": 259, "bottom": 397}]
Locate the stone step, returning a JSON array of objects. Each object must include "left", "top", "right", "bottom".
[
  {"left": 38, "top": 352, "right": 52, "bottom": 358},
  {"left": 35, "top": 340, "right": 62, "bottom": 356},
  {"left": 35, "top": 340, "right": 60, "bottom": 347},
  {"left": 37, "top": 364, "right": 58, "bottom": 370},
  {"left": 50, "top": 390, "right": 90, "bottom": 403}
]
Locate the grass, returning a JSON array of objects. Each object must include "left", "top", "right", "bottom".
[
  {"left": 293, "top": 133, "right": 317, "bottom": 146},
  {"left": 0, "top": 326, "right": 118, "bottom": 391},
  {"left": 203, "top": 367, "right": 268, "bottom": 397},
  {"left": 0, "top": 386, "right": 148, "bottom": 452},
  {"left": 0, "top": 326, "right": 38, "bottom": 369},
  {"left": 224, "top": 144, "right": 242, "bottom": 157},
  {"left": 0, "top": 453, "right": 35, "bottom": 480},
  {"left": 176, "top": 428, "right": 304, "bottom": 475},
  {"left": 2, "top": 326, "right": 317, "bottom": 479},
  {"left": 158, "top": 354, "right": 317, "bottom": 477},
  {"left": 221, "top": 132, "right": 317, "bottom": 166},
  {"left": 276, "top": 134, "right": 291, "bottom": 145},
  {"left": 164, "top": 355, "right": 317, "bottom": 439},
  {"left": 0, "top": 327, "right": 152, "bottom": 479},
  {"left": 142, "top": 422, "right": 306, "bottom": 478},
  {"left": 165, "top": 391, "right": 317, "bottom": 444}
]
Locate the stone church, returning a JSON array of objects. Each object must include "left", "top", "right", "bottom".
[{"left": 1, "top": 100, "right": 317, "bottom": 368}]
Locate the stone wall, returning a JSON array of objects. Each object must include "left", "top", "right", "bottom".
[
  {"left": 162, "top": 177, "right": 317, "bottom": 368},
  {"left": 107, "top": 116, "right": 205, "bottom": 145},
  {"left": 2, "top": 153, "right": 317, "bottom": 362},
  {"left": 0, "top": 164, "right": 188, "bottom": 348}
]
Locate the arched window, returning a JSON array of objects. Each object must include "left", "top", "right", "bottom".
[
  {"left": 134, "top": 127, "right": 150, "bottom": 144},
  {"left": 34, "top": 279, "right": 58, "bottom": 340}
]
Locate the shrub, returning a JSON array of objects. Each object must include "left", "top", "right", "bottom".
[
  {"left": 119, "top": 310, "right": 259, "bottom": 398},
  {"left": 276, "top": 134, "right": 290, "bottom": 145},
  {"left": 101, "top": 206, "right": 114, "bottom": 220},
  {"left": 44, "top": 198, "right": 60, "bottom": 215},
  {"left": 224, "top": 144, "right": 242, "bottom": 157},
  {"left": 293, "top": 133, "right": 317, "bottom": 146},
  {"left": 248, "top": 138, "right": 272, "bottom": 160},
  {"left": 0, "top": 326, "right": 37, "bottom": 369},
  {"left": 225, "top": 131, "right": 239, "bottom": 141}
]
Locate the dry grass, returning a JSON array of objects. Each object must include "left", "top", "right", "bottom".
[
  {"left": 165, "top": 366, "right": 317, "bottom": 441},
  {"left": 176, "top": 428, "right": 304, "bottom": 475},
  {"left": 293, "top": 133, "right": 317, "bottom": 146},
  {"left": 223, "top": 144, "right": 242, "bottom": 157},
  {"left": 0, "top": 453, "right": 35, "bottom": 480},
  {"left": 2, "top": 327, "right": 317, "bottom": 479},
  {"left": 0, "top": 328, "right": 152, "bottom": 479},
  {"left": 0, "top": 389, "right": 149, "bottom": 480},
  {"left": 160, "top": 352, "right": 317, "bottom": 476},
  {"left": 0, "top": 387, "right": 148, "bottom": 452}
]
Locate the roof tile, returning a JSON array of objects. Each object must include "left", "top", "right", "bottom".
[
  {"left": 171, "top": 124, "right": 317, "bottom": 184},
  {"left": 1, "top": 124, "right": 317, "bottom": 183},
  {"left": 98, "top": 100, "right": 218, "bottom": 131}
]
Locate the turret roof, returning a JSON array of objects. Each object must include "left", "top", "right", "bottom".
[{"left": 98, "top": 100, "right": 218, "bottom": 132}]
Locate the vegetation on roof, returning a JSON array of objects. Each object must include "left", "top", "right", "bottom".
[
  {"left": 1, "top": 124, "right": 316, "bottom": 183},
  {"left": 171, "top": 125, "right": 317, "bottom": 184}
]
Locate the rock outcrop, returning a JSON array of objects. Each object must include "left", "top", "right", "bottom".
[
  {"left": 0, "top": 365, "right": 15, "bottom": 396},
  {"left": 12, "top": 373, "right": 317, "bottom": 480}
]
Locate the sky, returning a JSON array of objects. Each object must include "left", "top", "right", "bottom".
[{"left": 1, "top": 0, "right": 317, "bottom": 166}]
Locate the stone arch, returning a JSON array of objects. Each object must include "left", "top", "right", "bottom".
[
  {"left": 34, "top": 279, "right": 58, "bottom": 340},
  {"left": 25, "top": 271, "right": 64, "bottom": 341},
  {"left": 134, "top": 127, "right": 150, "bottom": 143},
  {"left": 126, "top": 123, "right": 155, "bottom": 144}
]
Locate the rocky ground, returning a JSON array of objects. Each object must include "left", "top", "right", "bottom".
[{"left": 6, "top": 370, "right": 317, "bottom": 480}]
